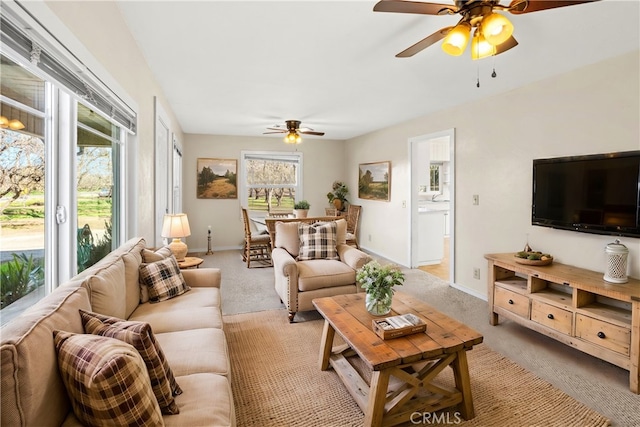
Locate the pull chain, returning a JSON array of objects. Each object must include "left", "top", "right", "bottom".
[
  {"left": 476, "top": 62, "right": 480, "bottom": 88},
  {"left": 491, "top": 55, "right": 497, "bottom": 78}
]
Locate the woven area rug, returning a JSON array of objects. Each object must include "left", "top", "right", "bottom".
[{"left": 224, "top": 309, "right": 610, "bottom": 427}]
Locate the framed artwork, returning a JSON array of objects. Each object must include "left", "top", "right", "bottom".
[
  {"left": 197, "top": 158, "right": 238, "bottom": 199},
  {"left": 358, "top": 161, "right": 391, "bottom": 201}
]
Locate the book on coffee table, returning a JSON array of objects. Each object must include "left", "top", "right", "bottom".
[{"left": 372, "top": 313, "right": 426, "bottom": 339}]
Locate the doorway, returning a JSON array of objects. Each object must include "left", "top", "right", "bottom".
[{"left": 409, "top": 129, "right": 455, "bottom": 282}]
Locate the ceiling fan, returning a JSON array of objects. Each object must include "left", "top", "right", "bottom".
[
  {"left": 264, "top": 120, "right": 325, "bottom": 144},
  {"left": 374, "top": 0, "right": 599, "bottom": 59}
]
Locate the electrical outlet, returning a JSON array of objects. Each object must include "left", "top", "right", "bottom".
[
  {"left": 472, "top": 195, "right": 479, "bottom": 205},
  {"left": 402, "top": 200, "right": 406, "bottom": 208},
  {"left": 473, "top": 268, "right": 481, "bottom": 280}
]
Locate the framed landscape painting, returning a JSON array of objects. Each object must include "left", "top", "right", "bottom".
[
  {"left": 358, "top": 161, "right": 391, "bottom": 201},
  {"left": 197, "top": 158, "right": 237, "bottom": 199}
]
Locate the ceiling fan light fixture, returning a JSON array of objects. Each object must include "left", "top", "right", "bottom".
[
  {"left": 284, "top": 131, "right": 301, "bottom": 144},
  {"left": 441, "top": 22, "right": 471, "bottom": 56},
  {"left": 481, "top": 12, "right": 514, "bottom": 46},
  {"left": 471, "top": 29, "right": 496, "bottom": 60}
]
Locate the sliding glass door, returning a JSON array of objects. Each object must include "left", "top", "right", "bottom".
[
  {"left": 0, "top": 55, "right": 47, "bottom": 322},
  {"left": 0, "top": 53, "right": 126, "bottom": 324}
]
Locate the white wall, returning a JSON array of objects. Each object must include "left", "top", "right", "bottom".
[
  {"left": 183, "top": 135, "right": 346, "bottom": 252},
  {"left": 346, "top": 51, "right": 640, "bottom": 296}
]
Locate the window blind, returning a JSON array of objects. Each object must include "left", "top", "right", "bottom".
[{"left": 0, "top": 12, "right": 137, "bottom": 133}]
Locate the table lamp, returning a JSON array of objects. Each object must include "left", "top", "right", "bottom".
[{"left": 161, "top": 213, "right": 191, "bottom": 261}]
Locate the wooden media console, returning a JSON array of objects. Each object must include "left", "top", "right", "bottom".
[{"left": 485, "top": 253, "right": 640, "bottom": 394}]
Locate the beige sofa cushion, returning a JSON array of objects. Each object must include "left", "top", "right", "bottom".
[
  {"left": 1, "top": 286, "right": 91, "bottom": 427},
  {"left": 54, "top": 331, "right": 164, "bottom": 427},
  {"left": 80, "top": 310, "right": 182, "bottom": 415},
  {"left": 155, "top": 328, "right": 230, "bottom": 378},
  {"left": 297, "top": 260, "right": 357, "bottom": 291},
  {"left": 122, "top": 250, "right": 143, "bottom": 318},
  {"left": 81, "top": 258, "right": 127, "bottom": 319},
  {"left": 166, "top": 373, "right": 235, "bottom": 427},
  {"left": 130, "top": 305, "right": 223, "bottom": 333}
]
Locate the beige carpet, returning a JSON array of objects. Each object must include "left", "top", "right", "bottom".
[{"left": 224, "top": 309, "right": 610, "bottom": 427}]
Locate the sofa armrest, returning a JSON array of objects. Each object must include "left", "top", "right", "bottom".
[
  {"left": 272, "top": 247, "right": 299, "bottom": 309},
  {"left": 180, "top": 268, "right": 221, "bottom": 288},
  {"left": 272, "top": 248, "right": 298, "bottom": 282},
  {"left": 337, "top": 244, "right": 371, "bottom": 271}
]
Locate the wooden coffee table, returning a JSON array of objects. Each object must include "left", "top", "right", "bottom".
[{"left": 313, "top": 292, "right": 483, "bottom": 427}]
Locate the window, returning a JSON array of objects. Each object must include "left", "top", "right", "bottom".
[
  {"left": 0, "top": 51, "right": 129, "bottom": 324},
  {"left": 0, "top": 55, "right": 47, "bottom": 321},
  {"left": 76, "top": 103, "right": 122, "bottom": 272},
  {"left": 430, "top": 163, "right": 442, "bottom": 193},
  {"left": 240, "top": 151, "right": 303, "bottom": 212}
]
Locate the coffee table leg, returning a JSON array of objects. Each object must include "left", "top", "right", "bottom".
[
  {"left": 318, "top": 320, "right": 335, "bottom": 371},
  {"left": 452, "top": 349, "right": 475, "bottom": 419},
  {"left": 363, "top": 369, "right": 390, "bottom": 427}
]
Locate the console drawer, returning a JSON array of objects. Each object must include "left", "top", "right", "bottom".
[
  {"left": 531, "top": 300, "right": 572, "bottom": 335},
  {"left": 575, "top": 314, "right": 631, "bottom": 356},
  {"left": 495, "top": 286, "right": 529, "bottom": 318}
]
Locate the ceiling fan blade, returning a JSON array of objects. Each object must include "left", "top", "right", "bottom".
[
  {"left": 263, "top": 131, "right": 286, "bottom": 134},
  {"left": 396, "top": 27, "right": 452, "bottom": 58},
  {"left": 509, "top": 0, "right": 599, "bottom": 15},
  {"left": 373, "top": 0, "right": 456, "bottom": 16},
  {"left": 495, "top": 36, "right": 518, "bottom": 55},
  {"left": 299, "top": 131, "right": 325, "bottom": 136}
]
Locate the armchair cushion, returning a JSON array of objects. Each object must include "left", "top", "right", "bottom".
[
  {"left": 297, "top": 260, "right": 356, "bottom": 291},
  {"left": 297, "top": 222, "right": 339, "bottom": 261}
]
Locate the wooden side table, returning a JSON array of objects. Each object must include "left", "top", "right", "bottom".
[{"left": 177, "top": 257, "right": 203, "bottom": 269}]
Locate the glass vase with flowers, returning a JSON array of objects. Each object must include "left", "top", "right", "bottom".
[{"left": 356, "top": 260, "right": 405, "bottom": 316}]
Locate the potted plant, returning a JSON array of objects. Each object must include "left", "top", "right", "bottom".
[
  {"left": 356, "top": 260, "right": 405, "bottom": 316},
  {"left": 293, "top": 200, "right": 310, "bottom": 218},
  {"left": 326, "top": 181, "right": 349, "bottom": 212}
]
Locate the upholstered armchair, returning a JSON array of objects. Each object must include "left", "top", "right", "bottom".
[{"left": 271, "top": 218, "right": 371, "bottom": 322}]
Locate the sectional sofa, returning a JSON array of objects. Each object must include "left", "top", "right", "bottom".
[{"left": 1, "top": 237, "right": 235, "bottom": 426}]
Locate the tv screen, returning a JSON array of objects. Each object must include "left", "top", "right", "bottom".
[{"left": 532, "top": 151, "right": 640, "bottom": 238}]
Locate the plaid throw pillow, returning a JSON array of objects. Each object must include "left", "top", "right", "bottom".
[
  {"left": 80, "top": 310, "right": 182, "bottom": 415},
  {"left": 139, "top": 256, "right": 190, "bottom": 303},
  {"left": 53, "top": 330, "right": 164, "bottom": 427},
  {"left": 298, "top": 221, "right": 339, "bottom": 261}
]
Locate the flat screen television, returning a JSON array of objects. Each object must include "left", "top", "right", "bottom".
[{"left": 532, "top": 151, "right": 640, "bottom": 238}]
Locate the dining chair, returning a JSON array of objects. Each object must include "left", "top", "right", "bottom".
[
  {"left": 345, "top": 205, "right": 361, "bottom": 248},
  {"left": 241, "top": 208, "right": 272, "bottom": 268}
]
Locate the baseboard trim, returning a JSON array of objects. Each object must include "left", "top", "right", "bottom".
[{"left": 450, "top": 282, "right": 488, "bottom": 301}]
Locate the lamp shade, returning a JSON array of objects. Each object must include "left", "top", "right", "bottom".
[
  {"left": 162, "top": 213, "right": 191, "bottom": 238},
  {"left": 481, "top": 13, "right": 514, "bottom": 46},
  {"left": 471, "top": 30, "right": 497, "bottom": 60},
  {"left": 441, "top": 22, "right": 471, "bottom": 56}
]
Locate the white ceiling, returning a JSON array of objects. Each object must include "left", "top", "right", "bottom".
[{"left": 116, "top": 0, "right": 639, "bottom": 140}]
